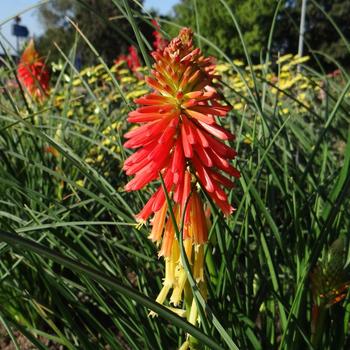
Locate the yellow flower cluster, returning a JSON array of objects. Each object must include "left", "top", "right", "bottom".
[
  {"left": 52, "top": 61, "right": 149, "bottom": 177},
  {"left": 217, "top": 54, "right": 321, "bottom": 117}
]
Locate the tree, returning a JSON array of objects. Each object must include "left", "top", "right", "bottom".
[
  {"left": 302, "top": 0, "right": 350, "bottom": 68},
  {"left": 171, "top": 0, "right": 350, "bottom": 70},
  {"left": 171, "top": 0, "right": 282, "bottom": 59},
  {"left": 270, "top": 0, "right": 350, "bottom": 69},
  {"left": 37, "top": 0, "right": 153, "bottom": 66}
]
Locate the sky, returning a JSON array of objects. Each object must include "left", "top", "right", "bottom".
[{"left": 0, "top": 0, "right": 178, "bottom": 54}]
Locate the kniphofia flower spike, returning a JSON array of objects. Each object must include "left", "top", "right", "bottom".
[
  {"left": 151, "top": 19, "right": 169, "bottom": 51},
  {"left": 124, "top": 28, "right": 239, "bottom": 221},
  {"left": 17, "top": 39, "right": 50, "bottom": 101},
  {"left": 123, "top": 28, "right": 239, "bottom": 340}
]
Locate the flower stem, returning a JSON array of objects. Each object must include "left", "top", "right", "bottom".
[{"left": 311, "top": 303, "right": 327, "bottom": 349}]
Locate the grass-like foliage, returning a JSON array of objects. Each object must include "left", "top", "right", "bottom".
[{"left": 0, "top": 1, "right": 350, "bottom": 349}]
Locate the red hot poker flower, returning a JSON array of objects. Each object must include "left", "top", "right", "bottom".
[
  {"left": 151, "top": 19, "right": 169, "bottom": 51},
  {"left": 126, "top": 46, "right": 141, "bottom": 72},
  {"left": 114, "top": 45, "right": 141, "bottom": 73},
  {"left": 17, "top": 39, "right": 50, "bottom": 101},
  {"left": 123, "top": 28, "right": 239, "bottom": 221}
]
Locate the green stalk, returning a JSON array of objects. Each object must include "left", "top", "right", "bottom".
[
  {"left": 311, "top": 304, "right": 327, "bottom": 349},
  {"left": 0, "top": 229, "right": 223, "bottom": 350}
]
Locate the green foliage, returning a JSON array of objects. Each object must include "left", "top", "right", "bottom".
[
  {"left": 274, "top": 0, "right": 350, "bottom": 69},
  {"left": 171, "top": 0, "right": 279, "bottom": 57},
  {"left": 305, "top": 0, "right": 350, "bottom": 66},
  {"left": 37, "top": 0, "right": 153, "bottom": 65},
  {"left": 172, "top": 0, "right": 350, "bottom": 69},
  {"left": 1, "top": 1, "right": 350, "bottom": 349}
]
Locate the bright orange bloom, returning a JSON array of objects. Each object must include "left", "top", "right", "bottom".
[
  {"left": 17, "top": 39, "right": 50, "bottom": 101},
  {"left": 124, "top": 29, "right": 239, "bottom": 331},
  {"left": 123, "top": 28, "right": 239, "bottom": 221}
]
